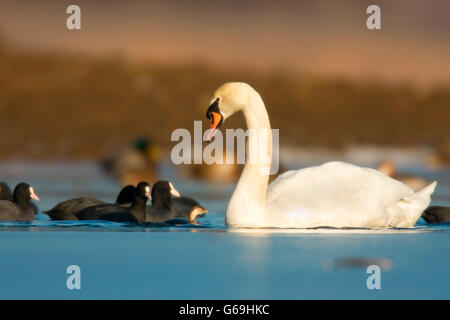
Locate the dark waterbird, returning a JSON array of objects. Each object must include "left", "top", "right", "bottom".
[
  {"left": 146, "top": 181, "right": 208, "bottom": 224},
  {"left": 115, "top": 184, "right": 137, "bottom": 207},
  {"left": 45, "top": 197, "right": 105, "bottom": 220},
  {"left": 76, "top": 182, "right": 152, "bottom": 223},
  {"left": 44, "top": 184, "right": 141, "bottom": 220},
  {"left": 0, "top": 182, "right": 13, "bottom": 201},
  {"left": 422, "top": 206, "right": 450, "bottom": 223},
  {"left": 0, "top": 183, "right": 40, "bottom": 221}
]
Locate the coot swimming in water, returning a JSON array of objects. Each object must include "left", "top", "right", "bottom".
[
  {"left": 76, "top": 182, "right": 151, "bottom": 224},
  {"left": 146, "top": 181, "right": 208, "bottom": 224},
  {"left": 115, "top": 185, "right": 137, "bottom": 207},
  {"left": 0, "top": 183, "right": 40, "bottom": 221},
  {"left": 422, "top": 206, "right": 450, "bottom": 223},
  {"left": 0, "top": 182, "right": 13, "bottom": 201},
  {"left": 44, "top": 197, "right": 105, "bottom": 220},
  {"left": 44, "top": 184, "right": 140, "bottom": 220}
]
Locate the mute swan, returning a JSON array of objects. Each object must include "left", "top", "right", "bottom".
[
  {"left": 205, "top": 82, "right": 437, "bottom": 228},
  {"left": 0, "top": 183, "right": 40, "bottom": 221}
]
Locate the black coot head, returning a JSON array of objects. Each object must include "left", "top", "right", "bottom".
[
  {"left": 135, "top": 182, "right": 152, "bottom": 201},
  {"left": 13, "top": 183, "right": 40, "bottom": 203},
  {"left": 151, "top": 181, "right": 181, "bottom": 207},
  {"left": 116, "top": 185, "right": 137, "bottom": 204},
  {"left": 0, "top": 182, "right": 12, "bottom": 201}
]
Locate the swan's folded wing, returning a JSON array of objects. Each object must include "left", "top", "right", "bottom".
[{"left": 266, "top": 161, "right": 418, "bottom": 228}]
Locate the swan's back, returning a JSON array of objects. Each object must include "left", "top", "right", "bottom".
[{"left": 266, "top": 162, "right": 434, "bottom": 228}]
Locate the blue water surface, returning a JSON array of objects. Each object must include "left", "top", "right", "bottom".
[{"left": 0, "top": 161, "right": 449, "bottom": 299}]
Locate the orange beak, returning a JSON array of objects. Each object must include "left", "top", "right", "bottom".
[{"left": 206, "top": 111, "right": 222, "bottom": 141}]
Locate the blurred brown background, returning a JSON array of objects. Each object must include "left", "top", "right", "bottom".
[{"left": 0, "top": 0, "right": 449, "bottom": 162}]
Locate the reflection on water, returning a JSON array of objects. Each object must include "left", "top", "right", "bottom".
[
  {"left": 323, "top": 257, "right": 393, "bottom": 271},
  {"left": 0, "top": 160, "right": 449, "bottom": 299}
]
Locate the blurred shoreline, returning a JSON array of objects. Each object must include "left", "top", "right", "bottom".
[
  {"left": 0, "top": 40, "right": 449, "bottom": 163},
  {"left": 1, "top": 0, "right": 450, "bottom": 87}
]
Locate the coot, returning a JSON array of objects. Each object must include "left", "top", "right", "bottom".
[
  {"left": 146, "top": 181, "right": 208, "bottom": 224},
  {"left": 76, "top": 182, "right": 151, "bottom": 224},
  {"left": 0, "top": 183, "right": 40, "bottom": 221},
  {"left": 45, "top": 185, "right": 140, "bottom": 220},
  {"left": 422, "top": 206, "right": 450, "bottom": 223},
  {"left": 0, "top": 182, "right": 12, "bottom": 201}
]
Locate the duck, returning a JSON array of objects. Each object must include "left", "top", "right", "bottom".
[
  {"left": 422, "top": 206, "right": 450, "bottom": 223},
  {"left": 101, "top": 136, "right": 162, "bottom": 186},
  {"left": 75, "top": 182, "right": 151, "bottom": 223},
  {"left": 146, "top": 181, "right": 208, "bottom": 224},
  {"left": 0, "top": 182, "right": 12, "bottom": 201},
  {"left": 0, "top": 182, "right": 40, "bottom": 221},
  {"left": 204, "top": 82, "right": 437, "bottom": 228},
  {"left": 376, "top": 160, "right": 430, "bottom": 191},
  {"left": 44, "top": 184, "right": 138, "bottom": 220}
]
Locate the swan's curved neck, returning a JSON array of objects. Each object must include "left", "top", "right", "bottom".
[{"left": 226, "top": 92, "right": 272, "bottom": 226}]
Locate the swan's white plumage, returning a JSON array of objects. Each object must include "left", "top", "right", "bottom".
[
  {"left": 265, "top": 161, "right": 436, "bottom": 228},
  {"left": 209, "top": 82, "right": 437, "bottom": 229}
]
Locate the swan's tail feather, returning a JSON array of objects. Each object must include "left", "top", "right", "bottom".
[
  {"left": 387, "top": 181, "right": 437, "bottom": 227},
  {"left": 417, "top": 181, "right": 437, "bottom": 199},
  {"left": 408, "top": 181, "right": 437, "bottom": 226}
]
